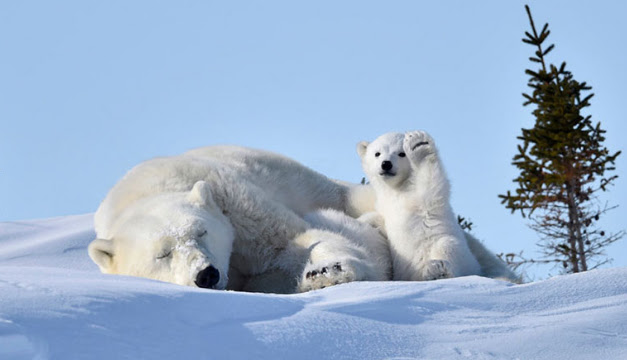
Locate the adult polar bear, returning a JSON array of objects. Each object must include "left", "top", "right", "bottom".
[
  {"left": 358, "top": 131, "right": 519, "bottom": 283},
  {"left": 89, "top": 146, "right": 390, "bottom": 293}
]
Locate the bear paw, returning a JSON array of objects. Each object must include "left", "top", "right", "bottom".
[
  {"left": 298, "top": 262, "right": 356, "bottom": 292},
  {"left": 403, "top": 130, "right": 435, "bottom": 164},
  {"left": 421, "top": 259, "right": 453, "bottom": 281}
]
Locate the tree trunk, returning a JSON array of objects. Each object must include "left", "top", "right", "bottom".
[{"left": 565, "top": 180, "right": 587, "bottom": 272}]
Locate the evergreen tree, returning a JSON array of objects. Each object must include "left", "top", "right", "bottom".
[{"left": 499, "top": 5, "right": 624, "bottom": 274}]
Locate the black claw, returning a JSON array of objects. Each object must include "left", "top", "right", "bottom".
[
  {"left": 333, "top": 263, "right": 342, "bottom": 271},
  {"left": 411, "top": 141, "right": 429, "bottom": 151},
  {"left": 321, "top": 267, "right": 328, "bottom": 274},
  {"left": 311, "top": 270, "right": 319, "bottom": 277},
  {"left": 306, "top": 272, "right": 312, "bottom": 279}
]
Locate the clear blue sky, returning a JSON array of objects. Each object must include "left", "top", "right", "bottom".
[{"left": 1, "top": 1, "right": 625, "bottom": 278}]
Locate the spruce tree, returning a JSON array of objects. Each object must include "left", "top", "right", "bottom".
[{"left": 499, "top": 5, "right": 624, "bottom": 274}]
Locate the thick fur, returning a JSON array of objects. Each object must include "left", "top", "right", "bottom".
[
  {"left": 358, "top": 131, "right": 518, "bottom": 282},
  {"left": 89, "top": 146, "right": 385, "bottom": 293},
  {"left": 299, "top": 209, "right": 392, "bottom": 292}
]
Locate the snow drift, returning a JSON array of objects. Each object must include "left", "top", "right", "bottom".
[{"left": 1, "top": 214, "right": 626, "bottom": 359}]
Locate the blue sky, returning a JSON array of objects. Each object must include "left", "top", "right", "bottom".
[{"left": 1, "top": 1, "right": 625, "bottom": 278}]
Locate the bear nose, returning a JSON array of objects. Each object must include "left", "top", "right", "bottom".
[
  {"left": 195, "top": 265, "right": 220, "bottom": 288},
  {"left": 381, "top": 161, "right": 393, "bottom": 171}
]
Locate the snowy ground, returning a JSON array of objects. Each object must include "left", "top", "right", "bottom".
[{"left": 1, "top": 215, "right": 626, "bottom": 360}]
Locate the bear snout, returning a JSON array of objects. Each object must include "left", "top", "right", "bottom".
[
  {"left": 195, "top": 265, "right": 220, "bottom": 288},
  {"left": 381, "top": 161, "right": 393, "bottom": 172}
]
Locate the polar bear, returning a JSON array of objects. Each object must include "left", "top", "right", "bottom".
[
  {"left": 357, "top": 131, "right": 518, "bottom": 282},
  {"left": 88, "top": 145, "right": 388, "bottom": 293}
]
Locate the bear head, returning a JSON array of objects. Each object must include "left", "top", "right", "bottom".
[
  {"left": 357, "top": 132, "right": 412, "bottom": 189},
  {"left": 88, "top": 181, "right": 234, "bottom": 290}
]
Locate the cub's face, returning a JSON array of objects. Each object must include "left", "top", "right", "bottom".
[
  {"left": 357, "top": 132, "right": 411, "bottom": 189},
  {"left": 89, "top": 181, "right": 234, "bottom": 290}
]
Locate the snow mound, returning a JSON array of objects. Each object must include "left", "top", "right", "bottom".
[{"left": 1, "top": 214, "right": 626, "bottom": 360}]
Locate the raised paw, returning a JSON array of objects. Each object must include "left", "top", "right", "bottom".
[
  {"left": 421, "top": 259, "right": 453, "bottom": 281},
  {"left": 299, "top": 262, "right": 356, "bottom": 292},
  {"left": 403, "top": 130, "right": 435, "bottom": 164}
]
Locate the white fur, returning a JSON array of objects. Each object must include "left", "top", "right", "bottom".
[
  {"left": 359, "top": 131, "right": 518, "bottom": 282},
  {"left": 298, "top": 209, "right": 392, "bottom": 292},
  {"left": 89, "top": 146, "right": 383, "bottom": 293}
]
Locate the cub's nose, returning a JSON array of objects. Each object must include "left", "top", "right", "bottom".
[
  {"left": 195, "top": 265, "right": 220, "bottom": 288},
  {"left": 381, "top": 161, "right": 393, "bottom": 171}
]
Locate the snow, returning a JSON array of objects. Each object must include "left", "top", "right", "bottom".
[{"left": 1, "top": 215, "right": 626, "bottom": 360}]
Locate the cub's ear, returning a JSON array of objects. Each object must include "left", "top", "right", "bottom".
[
  {"left": 357, "top": 141, "right": 369, "bottom": 158},
  {"left": 88, "top": 238, "right": 114, "bottom": 272},
  {"left": 188, "top": 180, "right": 220, "bottom": 212}
]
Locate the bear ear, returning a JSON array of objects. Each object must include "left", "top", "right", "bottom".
[
  {"left": 188, "top": 180, "right": 220, "bottom": 211},
  {"left": 88, "top": 238, "right": 114, "bottom": 272},
  {"left": 356, "top": 141, "right": 369, "bottom": 158}
]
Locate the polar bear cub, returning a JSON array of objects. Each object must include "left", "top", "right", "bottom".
[{"left": 358, "top": 131, "right": 482, "bottom": 281}]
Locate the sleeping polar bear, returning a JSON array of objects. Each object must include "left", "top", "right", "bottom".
[{"left": 89, "top": 146, "right": 390, "bottom": 293}]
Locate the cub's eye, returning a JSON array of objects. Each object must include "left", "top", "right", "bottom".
[
  {"left": 156, "top": 250, "right": 172, "bottom": 260},
  {"left": 198, "top": 230, "right": 208, "bottom": 238},
  {"left": 375, "top": 152, "right": 381, "bottom": 157},
  {"left": 399, "top": 152, "right": 406, "bottom": 158}
]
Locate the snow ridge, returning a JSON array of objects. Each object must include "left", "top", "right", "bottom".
[{"left": 1, "top": 214, "right": 626, "bottom": 359}]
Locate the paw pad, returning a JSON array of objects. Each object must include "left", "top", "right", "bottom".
[
  {"left": 410, "top": 141, "right": 429, "bottom": 151},
  {"left": 300, "top": 262, "right": 355, "bottom": 292},
  {"left": 306, "top": 262, "right": 341, "bottom": 279},
  {"left": 423, "top": 260, "right": 453, "bottom": 281},
  {"left": 403, "top": 131, "right": 435, "bottom": 162}
]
